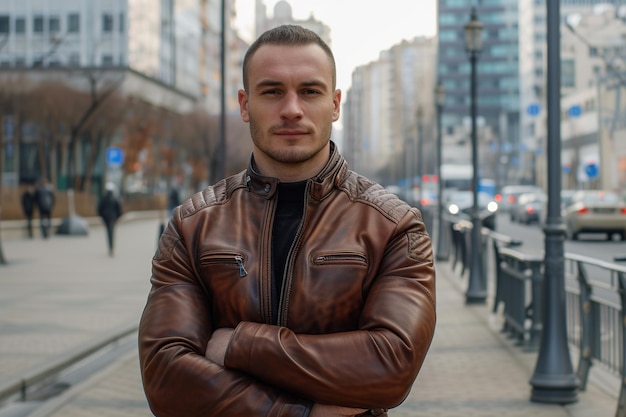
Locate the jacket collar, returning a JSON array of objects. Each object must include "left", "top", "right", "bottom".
[{"left": 244, "top": 141, "right": 349, "bottom": 201}]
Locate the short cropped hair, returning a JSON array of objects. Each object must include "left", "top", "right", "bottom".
[{"left": 242, "top": 24, "right": 337, "bottom": 91}]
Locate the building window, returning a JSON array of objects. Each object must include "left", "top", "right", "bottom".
[
  {"left": 33, "top": 16, "right": 44, "bottom": 33},
  {"left": 561, "top": 59, "right": 575, "bottom": 88},
  {"left": 69, "top": 53, "right": 80, "bottom": 66},
  {"left": 15, "top": 17, "right": 26, "bottom": 34},
  {"left": 49, "top": 16, "right": 60, "bottom": 34},
  {"left": 119, "top": 13, "right": 125, "bottom": 33},
  {"left": 102, "top": 54, "right": 114, "bottom": 66},
  {"left": 68, "top": 13, "right": 80, "bottom": 33},
  {"left": 0, "top": 15, "right": 9, "bottom": 34},
  {"left": 102, "top": 13, "right": 113, "bottom": 33}
]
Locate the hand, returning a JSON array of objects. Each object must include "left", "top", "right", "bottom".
[
  {"left": 205, "top": 328, "right": 235, "bottom": 366},
  {"left": 309, "top": 404, "right": 368, "bottom": 417}
]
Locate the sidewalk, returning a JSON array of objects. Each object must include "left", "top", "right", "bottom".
[{"left": 0, "top": 217, "right": 619, "bottom": 416}]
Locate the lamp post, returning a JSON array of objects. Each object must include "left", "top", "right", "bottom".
[
  {"left": 529, "top": 0, "right": 579, "bottom": 403},
  {"left": 435, "top": 82, "right": 448, "bottom": 261},
  {"left": 464, "top": 9, "right": 486, "bottom": 304},
  {"left": 416, "top": 107, "right": 423, "bottom": 211}
]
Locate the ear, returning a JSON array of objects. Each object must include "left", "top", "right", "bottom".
[
  {"left": 332, "top": 89, "right": 341, "bottom": 122},
  {"left": 238, "top": 89, "right": 250, "bottom": 122}
]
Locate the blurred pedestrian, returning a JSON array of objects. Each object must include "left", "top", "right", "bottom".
[
  {"left": 21, "top": 184, "right": 36, "bottom": 238},
  {"left": 98, "top": 182, "right": 123, "bottom": 257},
  {"left": 139, "top": 25, "right": 436, "bottom": 417},
  {"left": 35, "top": 178, "right": 55, "bottom": 239},
  {"left": 167, "top": 187, "right": 180, "bottom": 219}
]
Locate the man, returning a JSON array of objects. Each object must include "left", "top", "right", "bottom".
[
  {"left": 97, "top": 182, "right": 123, "bottom": 256},
  {"left": 21, "top": 184, "right": 36, "bottom": 238},
  {"left": 35, "top": 178, "right": 55, "bottom": 239},
  {"left": 139, "top": 25, "right": 436, "bottom": 417}
]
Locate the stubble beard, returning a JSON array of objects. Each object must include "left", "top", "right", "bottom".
[{"left": 249, "top": 118, "right": 332, "bottom": 164}]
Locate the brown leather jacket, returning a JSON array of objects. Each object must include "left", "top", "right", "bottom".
[{"left": 139, "top": 144, "right": 436, "bottom": 417}]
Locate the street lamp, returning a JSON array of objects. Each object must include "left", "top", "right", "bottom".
[
  {"left": 416, "top": 107, "right": 424, "bottom": 211},
  {"left": 464, "top": 8, "right": 486, "bottom": 304},
  {"left": 529, "top": 0, "right": 579, "bottom": 403},
  {"left": 435, "top": 82, "right": 448, "bottom": 261}
]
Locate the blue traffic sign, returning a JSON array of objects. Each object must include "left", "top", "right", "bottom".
[
  {"left": 585, "top": 162, "right": 598, "bottom": 179},
  {"left": 527, "top": 103, "right": 541, "bottom": 117},
  {"left": 106, "top": 147, "right": 124, "bottom": 165},
  {"left": 568, "top": 105, "right": 582, "bottom": 118}
]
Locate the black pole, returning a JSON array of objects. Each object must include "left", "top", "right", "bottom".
[
  {"left": 529, "top": 0, "right": 579, "bottom": 404},
  {"left": 436, "top": 93, "right": 448, "bottom": 261},
  {"left": 465, "top": 47, "right": 486, "bottom": 304},
  {"left": 217, "top": 0, "right": 227, "bottom": 181},
  {"left": 416, "top": 112, "right": 423, "bottom": 211}
]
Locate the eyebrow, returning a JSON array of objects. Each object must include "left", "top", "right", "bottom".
[{"left": 253, "top": 79, "right": 329, "bottom": 90}]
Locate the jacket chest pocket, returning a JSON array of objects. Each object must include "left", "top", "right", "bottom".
[
  {"left": 199, "top": 252, "right": 248, "bottom": 278},
  {"left": 309, "top": 252, "right": 369, "bottom": 289},
  {"left": 312, "top": 252, "right": 368, "bottom": 267},
  {"left": 198, "top": 251, "right": 256, "bottom": 326}
]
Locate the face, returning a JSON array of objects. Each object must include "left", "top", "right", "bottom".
[{"left": 239, "top": 44, "right": 341, "bottom": 181}]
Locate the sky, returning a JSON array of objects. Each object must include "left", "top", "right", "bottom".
[{"left": 234, "top": 0, "right": 438, "bottom": 93}]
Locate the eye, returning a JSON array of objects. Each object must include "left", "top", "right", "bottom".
[
  {"left": 302, "top": 89, "right": 321, "bottom": 95},
  {"left": 261, "top": 88, "right": 281, "bottom": 95}
]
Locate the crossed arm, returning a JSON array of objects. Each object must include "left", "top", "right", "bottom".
[{"left": 205, "top": 329, "right": 368, "bottom": 417}]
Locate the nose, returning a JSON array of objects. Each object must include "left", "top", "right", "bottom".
[{"left": 279, "top": 91, "right": 304, "bottom": 120}]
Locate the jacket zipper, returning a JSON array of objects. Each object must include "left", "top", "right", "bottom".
[
  {"left": 276, "top": 182, "right": 310, "bottom": 326},
  {"left": 313, "top": 253, "right": 367, "bottom": 265},
  {"left": 200, "top": 253, "right": 248, "bottom": 277}
]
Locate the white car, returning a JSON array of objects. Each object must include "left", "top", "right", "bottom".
[{"left": 563, "top": 190, "right": 626, "bottom": 241}]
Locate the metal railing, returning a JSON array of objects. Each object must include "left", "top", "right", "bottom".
[{"left": 444, "top": 213, "right": 626, "bottom": 417}]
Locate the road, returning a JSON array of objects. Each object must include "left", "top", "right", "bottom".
[{"left": 495, "top": 215, "right": 626, "bottom": 263}]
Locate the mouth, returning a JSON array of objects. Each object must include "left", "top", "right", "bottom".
[
  {"left": 274, "top": 129, "right": 309, "bottom": 136},
  {"left": 272, "top": 129, "right": 310, "bottom": 140}
]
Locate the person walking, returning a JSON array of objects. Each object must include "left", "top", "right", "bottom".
[
  {"left": 97, "top": 182, "right": 123, "bottom": 257},
  {"left": 35, "top": 178, "right": 55, "bottom": 239},
  {"left": 139, "top": 25, "right": 436, "bottom": 417},
  {"left": 21, "top": 184, "right": 36, "bottom": 238}
]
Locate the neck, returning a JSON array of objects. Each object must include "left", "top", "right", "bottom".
[{"left": 253, "top": 144, "right": 330, "bottom": 182}]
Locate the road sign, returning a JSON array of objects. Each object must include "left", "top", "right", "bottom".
[
  {"left": 585, "top": 162, "right": 598, "bottom": 179},
  {"left": 106, "top": 147, "right": 124, "bottom": 165},
  {"left": 568, "top": 105, "right": 582, "bottom": 118},
  {"left": 527, "top": 103, "right": 540, "bottom": 117}
]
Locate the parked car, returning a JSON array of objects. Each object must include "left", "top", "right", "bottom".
[
  {"left": 563, "top": 190, "right": 626, "bottom": 241},
  {"left": 510, "top": 191, "right": 547, "bottom": 224},
  {"left": 496, "top": 185, "right": 543, "bottom": 215},
  {"left": 446, "top": 190, "right": 498, "bottom": 230}
]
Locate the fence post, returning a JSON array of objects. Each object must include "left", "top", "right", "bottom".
[
  {"left": 526, "top": 260, "right": 544, "bottom": 351},
  {"left": 575, "top": 262, "right": 594, "bottom": 390},
  {"left": 614, "top": 272, "right": 626, "bottom": 417}
]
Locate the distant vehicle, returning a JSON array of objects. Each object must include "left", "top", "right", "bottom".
[
  {"left": 560, "top": 189, "right": 576, "bottom": 210},
  {"left": 496, "top": 185, "right": 543, "bottom": 214},
  {"left": 440, "top": 163, "right": 496, "bottom": 198},
  {"left": 445, "top": 190, "right": 498, "bottom": 230},
  {"left": 510, "top": 191, "right": 547, "bottom": 224},
  {"left": 563, "top": 190, "right": 626, "bottom": 241},
  {"left": 440, "top": 164, "right": 473, "bottom": 191}
]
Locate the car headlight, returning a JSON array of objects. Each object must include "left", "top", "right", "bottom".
[
  {"left": 449, "top": 204, "right": 460, "bottom": 215},
  {"left": 487, "top": 201, "right": 498, "bottom": 213}
]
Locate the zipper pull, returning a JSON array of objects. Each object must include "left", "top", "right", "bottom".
[{"left": 235, "top": 256, "right": 248, "bottom": 277}]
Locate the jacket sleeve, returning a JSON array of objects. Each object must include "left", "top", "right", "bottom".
[
  {"left": 138, "top": 214, "right": 312, "bottom": 417},
  {"left": 224, "top": 208, "right": 436, "bottom": 410}
]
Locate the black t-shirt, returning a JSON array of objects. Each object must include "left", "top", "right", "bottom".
[{"left": 271, "top": 181, "right": 307, "bottom": 325}]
